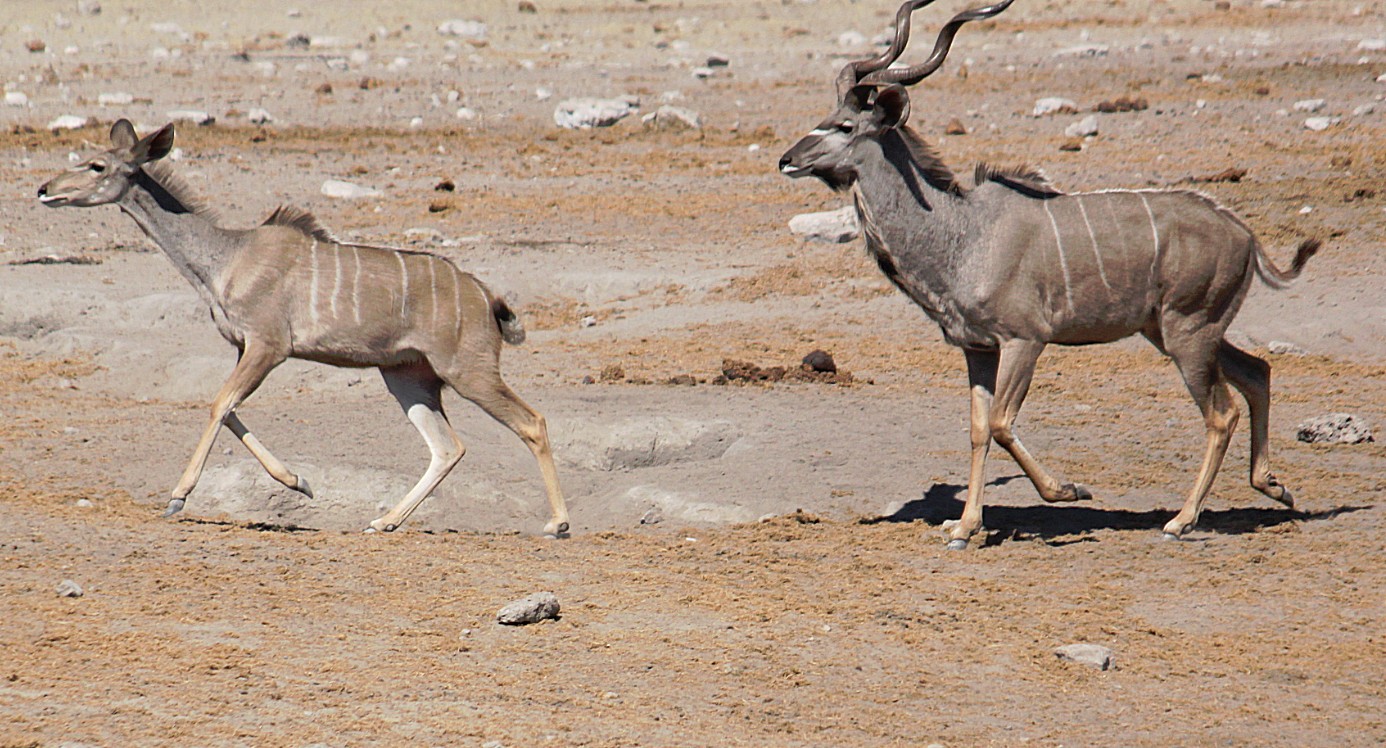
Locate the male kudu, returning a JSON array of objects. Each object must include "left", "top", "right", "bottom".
[
  {"left": 779, "top": 0, "right": 1318, "bottom": 548},
  {"left": 38, "top": 120, "right": 569, "bottom": 536}
]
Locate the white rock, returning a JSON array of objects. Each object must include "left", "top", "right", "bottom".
[
  {"left": 77, "top": 0, "right": 102, "bottom": 15},
  {"left": 149, "top": 22, "right": 186, "bottom": 37},
  {"left": 455, "top": 106, "right": 479, "bottom": 121},
  {"left": 837, "top": 30, "right": 868, "bottom": 48},
  {"left": 553, "top": 96, "right": 637, "bottom": 129},
  {"left": 167, "top": 109, "right": 215, "bottom": 125},
  {"left": 1303, "top": 116, "right": 1338, "bottom": 131},
  {"left": 788, "top": 205, "right": 859, "bottom": 244},
  {"left": 98, "top": 91, "right": 133, "bottom": 106},
  {"left": 57, "top": 579, "right": 84, "bottom": 598},
  {"left": 320, "top": 179, "right": 380, "bottom": 199},
  {"left": 247, "top": 108, "right": 273, "bottom": 124},
  {"left": 438, "top": 19, "right": 487, "bottom": 39},
  {"left": 1293, "top": 98, "right": 1326, "bottom": 112},
  {"left": 1054, "top": 44, "right": 1109, "bottom": 58},
  {"left": 1033, "top": 97, "right": 1078, "bottom": 117},
  {"left": 535, "top": 86, "right": 553, "bottom": 101},
  {"left": 496, "top": 592, "right": 560, "bottom": 625},
  {"left": 4, "top": 91, "right": 28, "bottom": 107},
  {"left": 691, "top": 66, "right": 715, "bottom": 79},
  {"left": 1378, "top": 73, "right": 1386, "bottom": 84},
  {"left": 641, "top": 105, "right": 701, "bottom": 130},
  {"left": 1055, "top": 643, "right": 1113, "bottom": 670},
  {"left": 1358, "top": 39, "right": 1386, "bottom": 51},
  {"left": 1064, "top": 114, "right": 1100, "bottom": 138},
  {"left": 1296, "top": 414, "right": 1374, "bottom": 444},
  {"left": 47, "top": 115, "right": 88, "bottom": 131},
  {"left": 1353, "top": 103, "right": 1376, "bottom": 116},
  {"left": 349, "top": 49, "right": 370, "bottom": 65},
  {"left": 308, "top": 36, "right": 349, "bottom": 49},
  {"left": 1267, "top": 340, "right": 1307, "bottom": 355}
]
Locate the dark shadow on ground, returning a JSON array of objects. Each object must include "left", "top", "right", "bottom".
[{"left": 862, "top": 477, "right": 1371, "bottom": 541}]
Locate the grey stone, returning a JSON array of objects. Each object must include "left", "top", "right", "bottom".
[
  {"left": 497, "top": 592, "right": 560, "bottom": 625},
  {"left": 166, "top": 109, "right": 215, "bottom": 126},
  {"left": 553, "top": 96, "right": 638, "bottom": 129},
  {"left": 98, "top": 92, "right": 133, "bottom": 107},
  {"left": 1303, "top": 116, "right": 1338, "bottom": 131},
  {"left": 1032, "top": 97, "right": 1078, "bottom": 117},
  {"left": 788, "top": 205, "right": 859, "bottom": 243},
  {"left": 556, "top": 416, "right": 741, "bottom": 471},
  {"left": 1055, "top": 643, "right": 1113, "bottom": 670},
  {"left": 1293, "top": 98, "right": 1326, "bottom": 113},
  {"left": 57, "top": 579, "right": 84, "bottom": 598},
  {"left": 641, "top": 105, "right": 701, "bottom": 130},
  {"left": 437, "top": 19, "right": 487, "bottom": 39},
  {"left": 320, "top": 180, "right": 380, "bottom": 199},
  {"left": 1267, "top": 340, "right": 1307, "bottom": 355},
  {"left": 1064, "top": 114, "right": 1100, "bottom": 138},
  {"left": 47, "top": 115, "right": 88, "bottom": 131},
  {"left": 1296, "top": 413, "right": 1374, "bottom": 444}
]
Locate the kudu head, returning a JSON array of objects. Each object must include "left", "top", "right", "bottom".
[
  {"left": 37, "top": 119, "right": 176, "bottom": 208},
  {"left": 778, "top": 0, "right": 1014, "bottom": 191}
]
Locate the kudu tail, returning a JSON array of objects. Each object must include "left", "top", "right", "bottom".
[
  {"left": 1253, "top": 237, "right": 1321, "bottom": 290},
  {"left": 490, "top": 296, "right": 526, "bottom": 345}
]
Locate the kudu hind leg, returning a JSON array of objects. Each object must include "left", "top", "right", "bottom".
[
  {"left": 450, "top": 371, "right": 569, "bottom": 537},
  {"left": 1163, "top": 346, "right": 1241, "bottom": 538},
  {"left": 368, "top": 366, "right": 464, "bottom": 533},
  {"left": 989, "top": 340, "right": 1092, "bottom": 504},
  {"left": 1219, "top": 341, "right": 1292, "bottom": 507},
  {"left": 167, "top": 342, "right": 284, "bottom": 517}
]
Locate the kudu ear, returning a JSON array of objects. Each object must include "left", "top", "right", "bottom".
[
  {"left": 131, "top": 123, "right": 176, "bottom": 164},
  {"left": 110, "top": 119, "right": 138, "bottom": 149},
  {"left": 872, "top": 85, "right": 911, "bottom": 130},
  {"left": 843, "top": 84, "right": 876, "bottom": 113}
]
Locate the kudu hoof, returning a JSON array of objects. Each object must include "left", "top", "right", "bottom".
[
  {"left": 162, "top": 498, "right": 186, "bottom": 518},
  {"left": 1160, "top": 531, "right": 1184, "bottom": 542},
  {"left": 543, "top": 520, "right": 571, "bottom": 539},
  {"left": 294, "top": 477, "right": 314, "bottom": 499},
  {"left": 946, "top": 538, "right": 970, "bottom": 551},
  {"left": 1272, "top": 485, "right": 1294, "bottom": 509},
  {"left": 367, "top": 519, "right": 397, "bottom": 533},
  {"left": 1047, "top": 483, "right": 1092, "bottom": 503}
]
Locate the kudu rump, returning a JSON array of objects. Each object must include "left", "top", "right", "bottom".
[
  {"left": 780, "top": 0, "right": 1318, "bottom": 548},
  {"left": 38, "top": 120, "right": 570, "bottom": 536}
]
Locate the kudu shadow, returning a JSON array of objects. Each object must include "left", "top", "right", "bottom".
[
  {"left": 865, "top": 476, "right": 1370, "bottom": 546},
  {"left": 179, "top": 516, "right": 320, "bottom": 534}
]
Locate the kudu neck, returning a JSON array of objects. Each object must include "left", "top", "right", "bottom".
[
  {"left": 118, "top": 169, "right": 236, "bottom": 290},
  {"left": 853, "top": 128, "right": 969, "bottom": 233}
]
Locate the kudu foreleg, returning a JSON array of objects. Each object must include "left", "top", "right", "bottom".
[
  {"left": 224, "top": 413, "right": 314, "bottom": 498},
  {"left": 950, "top": 349, "right": 998, "bottom": 549},
  {"left": 167, "top": 342, "right": 284, "bottom": 517}
]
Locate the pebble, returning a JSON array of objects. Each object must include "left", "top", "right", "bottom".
[
  {"left": 706, "top": 54, "right": 730, "bottom": 68},
  {"left": 1358, "top": 39, "right": 1386, "bottom": 51},
  {"left": 1055, "top": 643, "right": 1113, "bottom": 670},
  {"left": 1064, "top": 114, "right": 1100, "bottom": 138},
  {"left": 455, "top": 107, "right": 479, "bottom": 121},
  {"left": 1303, "top": 116, "right": 1338, "bottom": 131},
  {"left": 691, "top": 66, "right": 715, "bottom": 80},
  {"left": 47, "top": 115, "right": 88, "bottom": 131},
  {"left": 247, "top": 108, "right": 273, "bottom": 124},
  {"left": 496, "top": 592, "right": 561, "bottom": 625},
  {"left": 1266, "top": 340, "right": 1307, "bottom": 355},
  {"left": 437, "top": 19, "right": 487, "bottom": 39},
  {"left": 1296, "top": 414, "right": 1374, "bottom": 444},
  {"left": 1293, "top": 98, "right": 1326, "bottom": 113},
  {"left": 639, "top": 506, "right": 664, "bottom": 525},
  {"left": 553, "top": 96, "right": 637, "bottom": 129},
  {"left": 167, "top": 109, "right": 215, "bottom": 125},
  {"left": 98, "top": 92, "right": 133, "bottom": 106},
  {"left": 641, "top": 105, "right": 701, "bottom": 130},
  {"left": 320, "top": 179, "right": 380, "bottom": 199},
  {"left": 788, "top": 205, "right": 859, "bottom": 244},
  {"left": 4, "top": 91, "right": 28, "bottom": 107},
  {"left": 1033, "top": 97, "right": 1078, "bottom": 117},
  {"left": 57, "top": 579, "right": 84, "bottom": 598},
  {"left": 77, "top": 0, "right": 102, "bottom": 15}
]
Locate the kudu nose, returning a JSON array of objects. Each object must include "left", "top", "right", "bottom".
[{"left": 778, "top": 155, "right": 792, "bottom": 171}]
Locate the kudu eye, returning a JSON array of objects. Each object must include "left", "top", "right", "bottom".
[
  {"left": 88, "top": 162, "right": 106, "bottom": 173},
  {"left": 839, "top": 121, "right": 856, "bottom": 133}
]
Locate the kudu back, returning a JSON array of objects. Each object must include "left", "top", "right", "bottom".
[
  {"left": 38, "top": 120, "right": 569, "bottom": 536},
  {"left": 779, "top": 0, "right": 1318, "bottom": 548}
]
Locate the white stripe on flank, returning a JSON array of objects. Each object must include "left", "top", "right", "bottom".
[
  {"left": 1074, "top": 196, "right": 1112, "bottom": 291},
  {"left": 396, "top": 252, "right": 409, "bottom": 319},
  {"left": 308, "top": 238, "right": 320, "bottom": 326},
  {"left": 350, "top": 245, "right": 362, "bottom": 325},
  {"left": 1042, "top": 201, "right": 1074, "bottom": 311},
  {"left": 330, "top": 241, "right": 342, "bottom": 320},
  {"left": 1138, "top": 193, "right": 1161, "bottom": 277}
]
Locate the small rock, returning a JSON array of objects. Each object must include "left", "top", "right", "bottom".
[
  {"left": 47, "top": 115, "right": 88, "bottom": 131},
  {"left": 320, "top": 179, "right": 380, "bottom": 199},
  {"left": 167, "top": 109, "right": 215, "bottom": 126},
  {"left": 1266, "top": 340, "right": 1307, "bottom": 355},
  {"left": 802, "top": 350, "right": 837, "bottom": 373},
  {"left": 553, "top": 96, "right": 637, "bottom": 129},
  {"left": 4, "top": 91, "right": 28, "bottom": 107},
  {"left": 1055, "top": 643, "right": 1113, "bottom": 670},
  {"left": 57, "top": 579, "right": 84, "bottom": 598},
  {"left": 943, "top": 117, "right": 967, "bottom": 135},
  {"left": 1352, "top": 103, "right": 1376, "bottom": 117},
  {"left": 706, "top": 54, "right": 730, "bottom": 68},
  {"left": 455, "top": 106, "right": 479, "bottom": 121},
  {"left": 518, "top": 0, "right": 538, "bottom": 13},
  {"left": 788, "top": 205, "right": 859, "bottom": 243},
  {"left": 1033, "top": 97, "right": 1079, "bottom": 117},
  {"left": 1303, "top": 116, "right": 1338, "bottom": 131},
  {"left": 1058, "top": 137, "right": 1084, "bottom": 152},
  {"left": 98, "top": 91, "right": 133, "bottom": 106},
  {"left": 641, "top": 105, "right": 701, "bottom": 130},
  {"left": 75, "top": 499, "right": 93, "bottom": 508},
  {"left": 26, "top": 39, "right": 47, "bottom": 53},
  {"left": 247, "top": 108, "right": 273, "bottom": 124},
  {"left": 691, "top": 67, "right": 715, "bottom": 80},
  {"left": 1357, "top": 39, "right": 1386, "bottom": 52},
  {"left": 438, "top": 19, "right": 487, "bottom": 39},
  {"left": 1293, "top": 98, "right": 1326, "bottom": 113},
  {"left": 1296, "top": 414, "right": 1374, "bottom": 444},
  {"left": 497, "top": 592, "right": 560, "bottom": 625},
  {"left": 77, "top": 0, "right": 102, "bottom": 15},
  {"left": 1064, "top": 114, "right": 1100, "bottom": 138}
]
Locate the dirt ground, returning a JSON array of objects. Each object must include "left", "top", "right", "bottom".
[{"left": 2, "top": 0, "right": 1385, "bottom": 745}]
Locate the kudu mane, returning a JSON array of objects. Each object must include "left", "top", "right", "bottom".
[
  {"left": 973, "top": 162, "right": 1064, "bottom": 199},
  {"left": 139, "top": 160, "right": 222, "bottom": 222},
  {"left": 261, "top": 205, "right": 339, "bottom": 243},
  {"left": 889, "top": 125, "right": 967, "bottom": 196}
]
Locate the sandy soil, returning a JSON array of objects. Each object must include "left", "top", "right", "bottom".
[{"left": 2, "top": 0, "right": 1385, "bottom": 745}]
